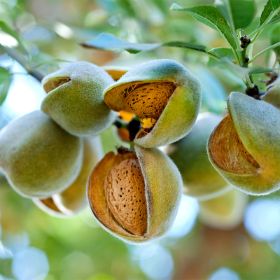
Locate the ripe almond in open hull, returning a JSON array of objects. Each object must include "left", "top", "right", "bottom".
[
  {"left": 208, "top": 92, "right": 280, "bottom": 195},
  {"left": 103, "top": 59, "right": 201, "bottom": 148},
  {"left": 87, "top": 146, "right": 182, "bottom": 243}
]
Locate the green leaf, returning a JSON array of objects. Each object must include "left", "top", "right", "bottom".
[
  {"left": 171, "top": 4, "right": 237, "bottom": 50},
  {"left": 215, "top": 0, "right": 231, "bottom": 24},
  {"left": 209, "top": 47, "right": 235, "bottom": 59},
  {"left": 248, "top": 67, "right": 274, "bottom": 75},
  {"left": 0, "top": 21, "right": 26, "bottom": 52},
  {"left": 228, "top": 0, "right": 256, "bottom": 29},
  {"left": 81, "top": 33, "right": 207, "bottom": 54},
  {"left": 193, "top": 68, "right": 227, "bottom": 114},
  {"left": 250, "top": 41, "right": 280, "bottom": 62},
  {"left": 208, "top": 47, "right": 235, "bottom": 66},
  {"left": 269, "top": 13, "right": 280, "bottom": 23},
  {"left": 162, "top": 41, "right": 207, "bottom": 52},
  {"left": 0, "top": 67, "right": 12, "bottom": 105},
  {"left": 260, "top": 0, "right": 280, "bottom": 25},
  {"left": 81, "top": 33, "right": 159, "bottom": 53},
  {"left": 270, "top": 23, "right": 280, "bottom": 55},
  {"left": 215, "top": 0, "right": 255, "bottom": 29}
]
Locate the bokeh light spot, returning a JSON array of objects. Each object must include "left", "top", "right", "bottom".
[
  {"left": 166, "top": 195, "right": 199, "bottom": 239},
  {"left": 209, "top": 267, "right": 240, "bottom": 280},
  {"left": 244, "top": 199, "right": 280, "bottom": 241},
  {"left": 12, "top": 247, "right": 49, "bottom": 280}
]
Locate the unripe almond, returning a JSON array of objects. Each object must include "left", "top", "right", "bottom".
[
  {"left": 53, "top": 137, "right": 102, "bottom": 214},
  {"left": 168, "top": 113, "right": 230, "bottom": 200},
  {"left": 208, "top": 92, "right": 280, "bottom": 195},
  {"left": 103, "top": 59, "right": 201, "bottom": 148},
  {"left": 199, "top": 189, "right": 248, "bottom": 230},
  {"left": 34, "top": 137, "right": 102, "bottom": 216},
  {"left": 0, "top": 111, "right": 83, "bottom": 198},
  {"left": 41, "top": 61, "right": 116, "bottom": 137},
  {"left": 87, "top": 146, "right": 182, "bottom": 243}
]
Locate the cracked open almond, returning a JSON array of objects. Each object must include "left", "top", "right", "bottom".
[
  {"left": 208, "top": 92, "right": 280, "bottom": 195},
  {"left": 87, "top": 146, "right": 182, "bottom": 243},
  {"left": 103, "top": 59, "right": 201, "bottom": 148},
  {"left": 41, "top": 61, "right": 116, "bottom": 137}
]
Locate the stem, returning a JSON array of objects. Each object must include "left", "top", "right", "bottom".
[
  {"left": 238, "top": 35, "right": 254, "bottom": 88},
  {"left": 245, "top": 7, "right": 280, "bottom": 89},
  {"left": 249, "top": 42, "right": 280, "bottom": 63},
  {"left": 1, "top": 47, "right": 44, "bottom": 82},
  {"left": 129, "top": 142, "right": 135, "bottom": 151}
]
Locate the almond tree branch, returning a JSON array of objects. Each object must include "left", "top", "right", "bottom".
[{"left": 0, "top": 46, "right": 44, "bottom": 82}]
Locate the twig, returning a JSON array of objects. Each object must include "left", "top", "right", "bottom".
[{"left": 1, "top": 46, "right": 44, "bottom": 82}]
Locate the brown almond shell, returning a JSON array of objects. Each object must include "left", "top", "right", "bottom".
[{"left": 87, "top": 146, "right": 183, "bottom": 243}]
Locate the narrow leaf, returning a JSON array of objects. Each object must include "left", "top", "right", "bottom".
[
  {"left": 0, "top": 67, "right": 12, "bottom": 105},
  {"left": 81, "top": 33, "right": 159, "bottom": 53},
  {"left": 250, "top": 42, "right": 280, "bottom": 62},
  {"left": 171, "top": 5, "right": 237, "bottom": 50},
  {"left": 208, "top": 47, "right": 235, "bottom": 66},
  {"left": 260, "top": 0, "right": 280, "bottom": 25},
  {"left": 269, "top": 13, "right": 280, "bottom": 23},
  {"left": 209, "top": 47, "right": 234, "bottom": 59},
  {"left": 162, "top": 41, "right": 207, "bottom": 52},
  {"left": 248, "top": 67, "right": 274, "bottom": 75},
  {"left": 270, "top": 23, "right": 280, "bottom": 55},
  {"left": 81, "top": 33, "right": 207, "bottom": 54}
]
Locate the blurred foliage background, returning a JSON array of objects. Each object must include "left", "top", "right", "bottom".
[{"left": 0, "top": 0, "right": 280, "bottom": 279}]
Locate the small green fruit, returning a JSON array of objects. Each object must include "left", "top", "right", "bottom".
[
  {"left": 53, "top": 137, "right": 102, "bottom": 214},
  {"left": 41, "top": 61, "right": 116, "bottom": 137},
  {"left": 200, "top": 189, "right": 247, "bottom": 229},
  {"left": 0, "top": 111, "right": 83, "bottom": 198},
  {"left": 104, "top": 59, "right": 201, "bottom": 148},
  {"left": 208, "top": 92, "right": 280, "bottom": 195},
  {"left": 87, "top": 146, "right": 182, "bottom": 243},
  {"left": 34, "top": 137, "right": 102, "bottom": 216},
  {"left": 168, "top": 113, "right": 230, "bottom": 200}
]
